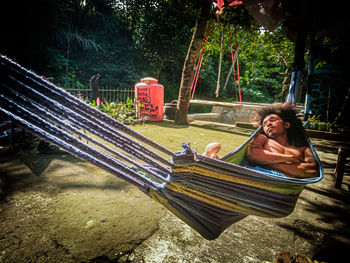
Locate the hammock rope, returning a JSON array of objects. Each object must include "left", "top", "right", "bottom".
[
  {"left": 0, "top": 97, "right": 158, "bottom": 191},
  {"left": 3, "top": 77, "right": 171, "bottom": 174},
  {"left": 0, "top": 55, "right": 323, "bottom": 240},
  {"left": 215, "top": 23, "right": 225, "bottom": 97},
  {"left": 191, "top": 22, "right": 242, "bottom": 103},
  {"left": 2, "top": 58, "right": 173, "bottom": 159},
  {"left": 229, "top": 25, "right": 242, "bottom": 104},
  {"left": 0, "top": 55, "right": 173, "bottom": 190},
  {"left": 0, "top": 86, "right": 169, "bottom": 185},
  {"left": 234, "top": 28, "right": 242, "bottom": 104},
  {"left": 191, "top": 20, "right": 212, "bottom": 100}
]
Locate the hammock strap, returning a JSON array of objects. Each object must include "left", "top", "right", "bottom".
[
  {"left": 5, "top": 75, "right": 171, "bottom": 172},
  {"left": 1, "top": 83, "right": 171, "bottom": 182},
  {"left": 1, "top": 56, "right": 173, "bottom": 163},
  {"left": 191, "top": 20, "right": 212, "bottom": 100},
  {"left": 234, "top": 28, "right": 242, "bottom": 103},
  {"left": 0, "top": 94, "right": 164, "bottom": 191},
  {"left": 6, "top": 78, "right": 171, "bottom": 171},
  {"left": 1, "top": 56, "right": 174, "bottom": 158},
  {"left": 229, "top": 26, "right": 242, "bottom": 104},
  {"left": 215, "top": 23, "right": 225, "bottom": 97},
  {"left": 229, "top": 26, "right": 238, "bottom": 102},
  {"left": 0, "top": 55, "right": 175, "bottom": 190}
]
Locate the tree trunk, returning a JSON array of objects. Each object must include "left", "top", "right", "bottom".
[
  {"left": 174, "top": 1, "right": 211, "bottom": 125},
  {"left": 156, "top": 57, "right": 166, "bottom": 80},
  {"left": 281, "top": 68, "right": 291, "bottom": 102}
]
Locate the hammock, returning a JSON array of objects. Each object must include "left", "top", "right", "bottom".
[{"left": 0, "top": 55, "right": 323, "bottom": 240}]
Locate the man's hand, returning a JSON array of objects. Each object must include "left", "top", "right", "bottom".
[{"left": 273, "top": 162, "right": 318, "bottom": 178}]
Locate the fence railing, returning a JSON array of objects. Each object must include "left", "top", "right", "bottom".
[{"left": 64, "top": 86, "right": 134, "bottom": 104}]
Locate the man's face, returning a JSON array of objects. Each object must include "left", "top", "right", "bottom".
[{"left": 262, "top": 114, "right": 290, "bottom": 138}]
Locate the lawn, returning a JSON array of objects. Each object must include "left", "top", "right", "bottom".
[{"left": 130, "top": 120, "right": 252, "bottom": 159}]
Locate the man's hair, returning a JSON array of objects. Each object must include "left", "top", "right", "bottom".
[
  {"left": 253, "top": 102, "right": 308, "bottom": 146},
  {"left": 255, "top": 102, "right": 297, "bottom": 126}
]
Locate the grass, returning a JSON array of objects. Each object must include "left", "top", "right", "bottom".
[{"left": 130, "top": 120, "right": 251, "bottom": 158}]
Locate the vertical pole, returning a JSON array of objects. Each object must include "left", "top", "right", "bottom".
[
  {"left": 216, "top": 23, "right": 225, "bottom": 97},
  {"left": 286, "top": 21, "right": 307, "bottom": 105},
  {"left": 90, "top": 74, "right": 101, "bottom": 105}
]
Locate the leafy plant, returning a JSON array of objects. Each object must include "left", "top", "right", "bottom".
[{"left": 96, "top": 98, "right": 144, "bottom": 123}]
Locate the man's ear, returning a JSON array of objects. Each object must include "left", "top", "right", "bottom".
[{"left": 285, "top": 122, "right": 291, "bottom": 129}]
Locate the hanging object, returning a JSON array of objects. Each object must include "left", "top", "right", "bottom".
[
  {"left": 223, "top": 41, "right": 240, "bottom": 96},
  {"left": 233, "top": 27, "right": 242, "bottom": 104},
  {"left": 226, "top": 25, "right": 242, "bottom": 105},
  {"left": 215, "top": 24, "right": 226, "bottom": 97},
  {"left": 0, "top": 55, "right": 323, "bottom": 240},
  {"left": 190, "top": 21, "right": 212, "bottom": 100}
]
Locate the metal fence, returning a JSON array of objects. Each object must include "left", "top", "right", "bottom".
[{"left": 64, "top": 86, "right": 134, "bottom": 104}]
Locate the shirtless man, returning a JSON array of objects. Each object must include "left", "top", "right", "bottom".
[
  {"left": 246, "top": 103, "right": 318, "bottom": 178},
  {"left": 203, "top": 103, "right": 318, "bottom": 178}
]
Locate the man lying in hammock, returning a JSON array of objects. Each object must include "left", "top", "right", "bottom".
[{"left": 204, "top": 103, "right": 318, "bottom": 179}]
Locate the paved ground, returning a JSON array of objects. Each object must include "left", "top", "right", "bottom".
[
  {"left": 0, "top": 122, "right": 349, "bottom": 263},
  {"left": 129, "top": 136, "right": 350, "bottom": 263}
]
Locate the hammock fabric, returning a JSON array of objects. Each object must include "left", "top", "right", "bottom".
[{"left": 0, "top": 55, "right": 323, "bottom": 240}]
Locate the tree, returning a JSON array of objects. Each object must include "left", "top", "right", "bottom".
[
  {"left": 175, "top": 0, "right": 212, "bottom": 125},
  {"left": 237, "top": 27, "right": 294, "bottom": 102},
  {"left": 133, "top": 0, "right": 196, "bottom": 100}
]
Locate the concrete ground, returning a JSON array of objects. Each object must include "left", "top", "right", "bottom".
[{"left": 0, "top": 121, "right": 349, "bottom": 263}]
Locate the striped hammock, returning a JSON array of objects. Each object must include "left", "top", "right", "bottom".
[{"left": 0, "top": 55, "right": 323, "bottom": 240}]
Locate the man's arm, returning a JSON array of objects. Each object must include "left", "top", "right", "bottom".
[
  {"left": 269, "top": 147, "right": 319, "bottom": 178},
  {"left": 246, "top": 134, "right": 299, "bottom": 165},
  {"left": 272, "top": 163, "right": 318, "bottom": 178}
]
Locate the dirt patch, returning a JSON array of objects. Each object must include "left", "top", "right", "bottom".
[
  {"left": 0, "top": 121, "right": 249, "bottom": 262},
  {"left": 0, "top": 152, "right": 165, "bottom": 262}
]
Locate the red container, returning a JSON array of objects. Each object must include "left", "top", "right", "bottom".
[{"left": 135, "top": 77, "right": 164, "bottom": 121}]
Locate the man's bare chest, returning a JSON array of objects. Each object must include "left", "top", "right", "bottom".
[{"left": 264, "top": 140, "right": 305, "bottom": 160}]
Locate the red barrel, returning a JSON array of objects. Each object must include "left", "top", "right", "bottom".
[{"left": 135, "top": 77, "right": 164, "bottom": 121}]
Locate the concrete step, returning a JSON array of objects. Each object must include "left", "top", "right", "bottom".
[{"left": 187, "top": 113, "right": 221, "bottom": 122}]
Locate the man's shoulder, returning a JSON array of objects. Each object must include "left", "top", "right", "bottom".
[
  {"left": 256, "top": 133, "right": 268, "bottom": 140},
  {"left": 253, "top": 133, "right": 268, "bottom": 144}
]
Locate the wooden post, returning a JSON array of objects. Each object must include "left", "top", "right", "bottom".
[
  {"left": 335, "top": 146, "right": 349, "bottom": 189},
  {"left": 90, "top": 73, "right": 101, "bottom": 105}
]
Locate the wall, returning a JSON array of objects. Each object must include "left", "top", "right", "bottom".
[
  {"left": 212, "top": 105, "right": 260, "bottom": 125},
  {"left": 188, "top": 102, "right": 303, "bottom": 125}
]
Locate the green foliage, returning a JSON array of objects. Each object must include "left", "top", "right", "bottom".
[
  {"left": 234, "top": 27, "right": 294, "bottom": 102},
  {"left": 3, "top": 0, "right": 294, "bottom": 104},
  {"left": 92, "top": 97, "right": 143, "bottom": 122},
  {"left": 133, "top": 0, "right": 197, "bottom": 101},
  {"left": 192, "top": 23, "right": 294, "bottom": 103}
]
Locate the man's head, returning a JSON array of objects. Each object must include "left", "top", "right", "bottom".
[
  {"left": 255, "top": 102, "right": 297, "bottom": 126},
  {"left": 254, "top": 102, "right": 306, "bottom": 146},
  {"left": 261, "top": 113, "right": 290, "bottom": 139}
]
